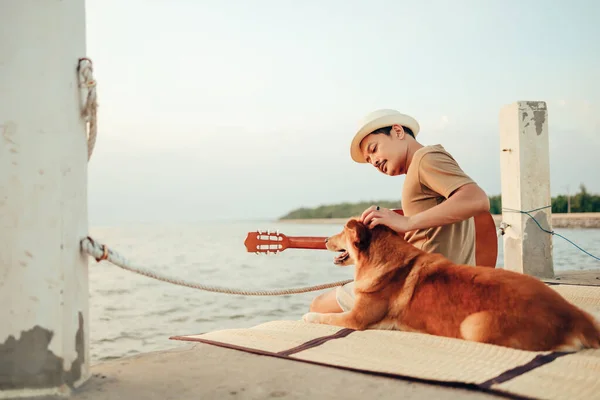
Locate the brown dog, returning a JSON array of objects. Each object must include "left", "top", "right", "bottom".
[{"left": 303, "top": 218, "right": 600, "bottom": 352}]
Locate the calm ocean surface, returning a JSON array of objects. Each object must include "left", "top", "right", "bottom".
[{"left": 88, "top": 221, "right": 600, "bottom": 363}]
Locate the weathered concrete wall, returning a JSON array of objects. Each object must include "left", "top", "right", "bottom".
[
  {"left": 0, "top": 1, "right": 90, "bottom": 397},
  {"left": 499, "top": 101, "right": 554, "bottom": 278}
]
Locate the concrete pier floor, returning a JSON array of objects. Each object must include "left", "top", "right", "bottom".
[{"left": 60, "top": 343, "right": 503, "bottom": 400}]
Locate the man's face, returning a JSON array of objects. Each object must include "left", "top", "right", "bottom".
[{"left": 359, "top": 125, "right": 410, "bottom": 176}]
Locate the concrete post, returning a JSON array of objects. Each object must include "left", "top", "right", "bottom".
[
  {"left": 0, "top": 1, "right": 89, "bottom": 398},
  {"left": 499, "top": 101, "right": 554, "bottom": 278}
]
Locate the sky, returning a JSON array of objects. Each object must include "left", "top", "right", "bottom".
[{"left": 84, "top": 0, "right": 600, "bottom": 224}]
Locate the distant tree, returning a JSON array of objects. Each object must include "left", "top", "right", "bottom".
[
  {"left": 552, "top": 195, "right": 568, "bottom": 213},
  {"left": 569, "top": 184, "right": 599, "bottom": 212},
  {"left": 278, "top": 200, "right": 402, "bottom": 220},
  {"left": 488, "top": 195, "right": 502, "bottom": 214}
]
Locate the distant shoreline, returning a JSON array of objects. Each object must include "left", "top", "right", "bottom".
[{"left": 279, "top": 213, "right": 600, "bottom": 229}]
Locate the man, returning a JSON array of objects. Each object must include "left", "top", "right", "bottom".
[{"left": 310, "top": 109, "right": 490, "bottom": 313}]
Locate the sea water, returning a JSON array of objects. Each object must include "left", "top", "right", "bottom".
[{"left": 88, "top": 221, "right": 600, "bottom": 363}]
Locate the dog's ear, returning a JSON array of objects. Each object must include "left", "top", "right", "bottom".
[{"left": 346, "top": 219, "right": 371, "bottom": 251}]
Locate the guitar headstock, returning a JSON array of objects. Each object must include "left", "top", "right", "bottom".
[{"left": 244, "top": 229, "right": 290, "bottom": 254}]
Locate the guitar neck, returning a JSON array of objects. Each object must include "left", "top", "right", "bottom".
[{"left": 287, "top": 236, "right": 327, "bottom": 250}]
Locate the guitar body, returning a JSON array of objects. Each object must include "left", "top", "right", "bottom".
[
  {"left": 245, "top": 209, "right": 498, "bottom": 268},
  {"left": 473, "top": 211, "right": 498, "bottom": 267},
  {"left": 391, "top": 209, "right": 497, "bottom": 268}
]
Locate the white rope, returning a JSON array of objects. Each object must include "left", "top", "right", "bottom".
[
  {"left": 81, "top": 237, "right": 352, "bottom": 296},
  {"left": 78, "top": 58, "right": 98, "bottom": 161},
  {"left": 75, "top": 59, "right": 351, "bottom": 295}
]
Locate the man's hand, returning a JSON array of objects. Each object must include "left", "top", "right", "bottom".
[{"left": 360, "top": 206, "right": 414, "bottom": 233}]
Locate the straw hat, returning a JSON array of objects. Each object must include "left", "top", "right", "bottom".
[{"left": 350, "top": 109, "right": 420, "bottom": 163}]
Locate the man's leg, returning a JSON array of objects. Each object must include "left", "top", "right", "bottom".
[
  {"left": 309, "top": 282, "right": 355, "bottom": 313},
  {"left": 310, "top": 289, "right": 342, "bottom": 313},
  {"left": 304, "top": 285, "right": 389, "bottom": 330}
]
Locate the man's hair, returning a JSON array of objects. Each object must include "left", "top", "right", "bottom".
[{"left": 371, "top": 125, "right": 415, "bottom": 138}]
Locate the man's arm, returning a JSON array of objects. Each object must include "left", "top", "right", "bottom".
[
  {"left": 362, "top": 183, "right": 489, "bottom": 233},
  {"left": 362, "top": 147, "right": 491, "bottom": 233},
  {"left": 406, "top": 182, "right": 490, "bottom": 231}
]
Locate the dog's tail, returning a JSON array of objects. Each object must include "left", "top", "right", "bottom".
[
  {"left": 556, "top": 310, "right": 600, "bottom": 352},
  {"left": 577, "top": 310, "right": 600, "bottom": 350}
]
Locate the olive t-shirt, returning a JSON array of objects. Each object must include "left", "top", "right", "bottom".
[{"left": 402, "top": 144, "right": 476, "bottom": 266}]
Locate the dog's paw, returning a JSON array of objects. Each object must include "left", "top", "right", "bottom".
[{"left": 302, "top": 312, "right": 321, "bottom": 324}]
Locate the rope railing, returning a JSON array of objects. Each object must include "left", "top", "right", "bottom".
[
  {"left": 81, "top": 237, "right": 352, "bottom": 296},
  {"left": 75, "top": 58, "right": 352, "bottom": 296}
]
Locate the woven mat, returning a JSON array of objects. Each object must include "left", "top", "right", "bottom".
[{"left": 171, "top": 284, "right": 600, "bottom": 400}]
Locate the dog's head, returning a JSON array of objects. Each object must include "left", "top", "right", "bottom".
[
  {"left": 325, "top": 217, "right": 419, "bottom": 268},
  {"left": 325, "top": 217, "right": 383, "bottom": 266}
]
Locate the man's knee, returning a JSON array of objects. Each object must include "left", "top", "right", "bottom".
[{"left": 310, "top": 289, "right": 343, "bottom": 313}]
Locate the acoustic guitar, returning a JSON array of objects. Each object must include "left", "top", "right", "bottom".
[{"left": 244, "top": 209, "right": 498, "bottom": 268}]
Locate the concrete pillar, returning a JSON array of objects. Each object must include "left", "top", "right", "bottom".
[
  {"left": 499, "top": 101, "right": 554, "bottom": 278},
  {"left": 0, "top": 1, "right": 90, "bottom": 398}
]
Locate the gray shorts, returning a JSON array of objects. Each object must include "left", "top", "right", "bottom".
[{"left": 336, "top": 281, "right": 356, "bottom": 312}]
